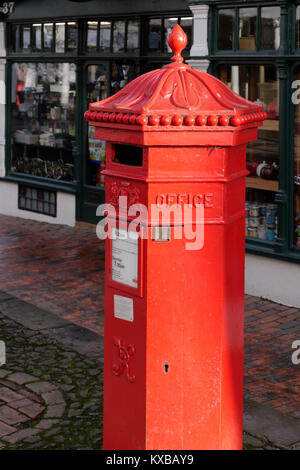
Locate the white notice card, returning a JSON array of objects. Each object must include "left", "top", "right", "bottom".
[
  {"left": 114, "top": 295, "right": 134, "bottom": 322},
  {"left": 111, "top": 228, "right": 138, "bottom": 288}
]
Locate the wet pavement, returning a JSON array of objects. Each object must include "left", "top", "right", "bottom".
[{"left": 0, "top": 214, "right": 299, "bottom": 449}]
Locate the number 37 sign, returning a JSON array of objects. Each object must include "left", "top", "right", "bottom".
[{"left": 0, "top": 2, "right": 15, "bottom": 14}]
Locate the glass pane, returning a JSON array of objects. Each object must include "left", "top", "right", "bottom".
[
  {"left": 296, "top": 6, "right": 300, "bottom": 49},
  {"left": 239, "top": 8, "right": 257, "bottom": 50},
  {"left": 99, "top": 21, "right": 111, "bottom": 51},
  {"left": 22, "top": 25, "right": 31, "bottom": 52},
  {"left": 180, "top": 17, "right": 193, "bottom": 53},
  {"left": 261, "top": 7, "right": 280, "bottom": 50},
  {"left": 218, "top": 9, "right": 235, "bottom": 50},
  {"left": 293, "top": 67, "right": 300, "bottom": 247},
  {"left": 219, "top": 64, "right": 279, "bottom": 242},
  {"left": 32, "top": 24, "right": 42, "bottom": 52},
  {"left": 111, "top": 61, "right": 139, "bottom": 94},
  {"left": 148, "top": 19, "right": 162, "bottom": 53},
  {"left": 55, "top": 23, "right": 65, "bottom": 53},
  {"left": 10, "top": 62, "right": 76, "bottom": 181},
  {"left": 164, "top": 18, "right": 178, "bottom": 52},
  {"left": 87, "top": 21, "right": 98, "bottom": 51},
  {"left": 66, "top": 22, "right": 78, "bottom": 51},
  {"left": 86, "top": 65, "right": 108, "bottom": 187},
  {"left": 127, "top": 19, "right": 139, "bottom": 52},
  {"left": 12, "top": 24, "right": 22, "bottom": 52},
  {"left": 43, "top": 23, "right": 54, "bottom": 52},
  {"left": 113, "top": 21, "right": 125, "bottom": 53}
]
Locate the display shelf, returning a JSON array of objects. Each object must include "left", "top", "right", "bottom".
[{"left": 246, "top": 175, "right": 279, "bottom": 192}]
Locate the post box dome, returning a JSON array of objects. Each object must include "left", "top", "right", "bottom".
[{"left": 85, "top": 24, "right": 267, "bottom": 130}]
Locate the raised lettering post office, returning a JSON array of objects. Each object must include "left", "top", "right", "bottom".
[{"left": 85, "top": 25, "right": 267, "bottom": 450}]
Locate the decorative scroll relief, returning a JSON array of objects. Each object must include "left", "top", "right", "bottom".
[
  {"left": 110, "top": 181, "right": 140, "bottom": 207},
  {"left": 112, "top": 338, "right": 136, "bottom": 383}
]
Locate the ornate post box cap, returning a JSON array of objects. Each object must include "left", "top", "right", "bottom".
[{"left": 84, "top": 24, "right": 267, "bottom": 146}]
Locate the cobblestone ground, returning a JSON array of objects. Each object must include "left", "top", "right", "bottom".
[{"left": 0, "top": 311, "right": 102, "bottom": 450}]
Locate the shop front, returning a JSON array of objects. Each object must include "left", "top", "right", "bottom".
[
  {"left": 0, "top": 0, "right": 192, "bottom": 224},
  {"left": 188, "top": 0, "right": 300, "bottom": 305}
]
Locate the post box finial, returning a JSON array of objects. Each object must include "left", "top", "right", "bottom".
[{"left": 168, "top": 24, "right": 187, "bottom": 63}]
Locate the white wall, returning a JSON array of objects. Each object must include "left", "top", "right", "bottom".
[
  {"left": 245, "top": 254, "right": 300, "bottom": 308},
  {"left": 0, "top": 181, "right": 76, "bottom": 226}
]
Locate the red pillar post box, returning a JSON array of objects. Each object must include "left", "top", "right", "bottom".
[{"left": 84, "top": 25, "right": 267, "bottom": 450}]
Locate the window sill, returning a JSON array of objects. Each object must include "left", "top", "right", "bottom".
[{"left": 0, "top": 173, "right": 78, "bottom": 194}]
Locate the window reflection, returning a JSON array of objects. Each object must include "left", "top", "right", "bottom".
[
  {"left": 239, "top": 8, "right": 257, "bottom": 50},
  {"left": 113, "top": 21, "right": 125, "bottom": 53},
  {"left": 22, "top": 25, "right": 31, "bottom": 52},
  {"left": 111, "top": 61, "right": 139, "bottom": 94},
  {"left": 261, "top": 7, "right": 280, "bottom": 50},
  {"left": 43, "top": 24, "right": 54, "bottom": 52},
  {"left": 99, "top": 21, "right": 111, "bottom": 51},
  {"left": 218, "top": 9, "right": 234, "bottom": 50},
  {"left": 66, "top": 22, "right": 78, "bottom": 51},
  {"left": 127, "top": 19, "right": 139, "bottom": 52},
  {"left": 32, "top": 24, "right": 42, "bottom": 52},
  {"left": 55, "top": 23, "right": 65, "bottom": 53},
  {"left": 148, "top": 19, "right": 162, "bottom": 52},
  {"left": 87, "top": 21, "right": 98, "bottom": 51}
]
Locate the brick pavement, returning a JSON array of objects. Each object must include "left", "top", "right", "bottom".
[{"left": 0, "top": 214, "right": 299, "bottom": 420}]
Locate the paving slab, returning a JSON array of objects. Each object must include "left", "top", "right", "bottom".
[
  {"left": 0, "top": 299, "right": 70, "bottom": 331},
  {"left": 44, "top": 324, "right": 104, "bottom": 357},
  {"left": 244, "top": 399, "right": 300, "bottom": 448}
]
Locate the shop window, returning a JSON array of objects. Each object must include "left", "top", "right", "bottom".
[
  {"left": 218, "top": 9, "right": 235, "bottom": 50},
  {"left": 85, "top": 19, "right": 139, "bottom": 53},
  {"left": 113, "top": 21, "right": 125, "bottom": 53},
  {"left": 148, "top": 17, "right": 192, "bottom": 54},
  {"left": 127, "top": 20, "right": 139, "bottom": 53},
  {"left": 10, "top": 62, "right": 76, "bottom": 182},
  {"left": 296, "top": 6, "right": 300, "bottom": 50},
  {"left": 111, "top": 61, "right": 140, "bottom": 94},
  {"left": 239, "top": 8, "right": 257, "bottom": 51},
  {"left": 219, "top": 64, "right": 279, "bottom": 242},
  {"left": 11, "top": 23, "right": 31, "bottom": 53},
  {"left": 87, "top": 21, "right": 98, "bottom": 51},
  {"left": 32, "top": 24, "right": 42, "bottom": 52},
  {"left": 217, "top": 6, "right": 280, "bottom": 51},
  {"left": 148, "top": 18, "right": 162, "bottom": 53},
  {"left": 11, "top": 22, "right": 78, "bottom": 54},
  {"left": 18, "top": 185, "right": 57, "bottom": 217},
  {"left": 55, "top": 23, "right": 65, "bottom": 53},
  {"left": 293, "top": 66, "right": 300, "bottom": 248},
  {"left": 43, "top": 23, "right": 54, "bottom": 52},
  {"left": 66, "top": 22, "right": 78, "bottom": 52},
  {"left": 86, "top": 64, "right": 108, "bottom": 187},
  {"left": 261, "top": 7, "right": 280, "bottom": 50}
]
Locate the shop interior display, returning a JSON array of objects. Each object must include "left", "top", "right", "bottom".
[
  {"left": 10, "top": 62, "right": 76, "bottom": 181},
  {"left": 219, "top": 64, "right": 279, "bottom": 241}
]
